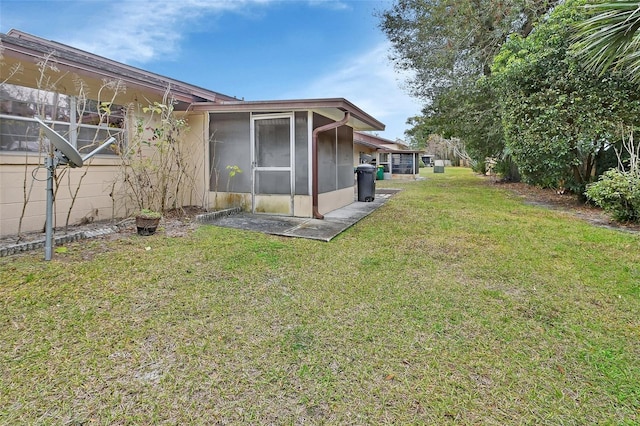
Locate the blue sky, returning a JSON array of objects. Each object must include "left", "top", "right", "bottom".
[{"left": 0, "top": 0, "right": 421, "bottom": 141}]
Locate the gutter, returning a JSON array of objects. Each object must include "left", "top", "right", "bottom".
[{"left": 312, "top": 111, "right": 351, "bottom": 219}]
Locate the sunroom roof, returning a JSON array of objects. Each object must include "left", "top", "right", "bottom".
[{"left": 191, "top": 98, "right": 385, "bottom": 132}]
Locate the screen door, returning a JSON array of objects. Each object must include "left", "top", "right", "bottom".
[{"left": 252, "top": 113, "right": 294, "bottom": 215}]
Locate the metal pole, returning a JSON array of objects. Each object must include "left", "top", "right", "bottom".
[{"left": 45, "top": 157, "right": 54, "bottom": 261}]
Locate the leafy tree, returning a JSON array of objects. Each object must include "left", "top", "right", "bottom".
[
  {"left": 378, "top": 0, "right": 553, "bottom": 174},
  {"left": 573, "top": 2, "right": 640, "bottom": 82},
  {"left": 408, "top": 78, "right": 507, "bottom": 174},
  {"left": 492, "top": 0, "right": 640, "bottom": 193},
  {"left": 378, "top": 0, "right": 554, "bottom": 99}
]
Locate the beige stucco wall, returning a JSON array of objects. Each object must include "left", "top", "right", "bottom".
[
  {"left": 0, "top": 46, "right": 215, "bottom": 237},
  {"left": 0, "top": 154, "right": 127, "bottom": 237},
  {"left": 294, "top": 195, "right": 312, "bottom": 218},
  {"left": 318, "top": 187, "right": 354, "bottom": 215},
  {"left": 353, "top": 145, "right": 377, "bottom": 166},
  {"left": 175, "top": 112, "right": 209, "bottom": 209}
]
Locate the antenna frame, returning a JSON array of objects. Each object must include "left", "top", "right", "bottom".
[{"left": 35, "top": 117, "right": 115, "bottom": 260}]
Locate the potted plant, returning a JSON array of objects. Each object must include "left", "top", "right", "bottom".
[{"left": 135, "top": 208, "right": 162, "bottom": 236}]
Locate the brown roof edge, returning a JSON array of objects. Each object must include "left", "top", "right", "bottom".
[
  {"left": 354, "top": 130, "right": 403, "bottom": 146},
  {"left": 192, "top": 98, "right": 385, "bottom": 131},
  {"left": 2, "top": 29, "right": 238, "bottom": 103},
  {"left": 354, "top": 139, "right": 381, "bottom": 150},
  {"left": 354, "top": 131, "right": 419, "bottom": 153}
]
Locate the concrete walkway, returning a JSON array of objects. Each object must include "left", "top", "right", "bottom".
[{"left": 200, "top": 189, "right": 400, "bottom": 241}]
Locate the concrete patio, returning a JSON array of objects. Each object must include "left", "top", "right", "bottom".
[{"left": 199, "top": 188, "right": 400, "bottom": 241}]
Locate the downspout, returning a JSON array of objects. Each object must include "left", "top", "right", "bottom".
[{"left": 312, "top": 111, "right": 350, "bottom": 219}]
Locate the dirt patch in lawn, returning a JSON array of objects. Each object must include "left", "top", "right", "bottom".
[{"left": 491, "top": 180, "right": 640, "bottom": 234}]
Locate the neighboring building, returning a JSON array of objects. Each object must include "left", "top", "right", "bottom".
[
  {"left": 0, "top": 29, "right": 384, "bottom": 237},
  {"left": 421, "top": 154, "right": 434, "bottom": 167},
  {"left": 353, "top": 131, "right": 421, "bottom": 180}
]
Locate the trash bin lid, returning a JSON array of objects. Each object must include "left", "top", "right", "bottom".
[{"left": 356, "top": 163, "right": 376, "bottom": 170}]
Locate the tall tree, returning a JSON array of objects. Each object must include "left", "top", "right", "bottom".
[
  {"left": 406, "top": 78, "right": 505, "bottom": 170},
  {"left": 379, "top": 0, "right": 554, "bottom": 100}
]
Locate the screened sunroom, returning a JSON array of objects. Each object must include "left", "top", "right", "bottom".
[{"left": 190, "top": 98, "right": 385, "bottom": 218}]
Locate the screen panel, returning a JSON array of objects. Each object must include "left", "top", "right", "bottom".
[
  {"left": 209, "top": 112, "right": 252, "bottom": 192},
  {"left": 255, "top": 118, "right": 290, "bottom": 168},
  {"left": 255, "top": 170, "right": 291, "bottom": 194},
  {"left": 294, "top": 112, "right": 309, "bottom": 195}
]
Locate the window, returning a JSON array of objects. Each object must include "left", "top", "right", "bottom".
[{"left": 0, "top": 83, "right": 123, "bottom": 154}]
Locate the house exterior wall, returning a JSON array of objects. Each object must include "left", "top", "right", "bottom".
[
  {"left": 318, "top": 187, "right": 353, "bottom": 215},
  {"left": 0, "top": 61, "right": 202, "bottom": 237},
  {"left": 0, "top": 30, "right": 382, "bottom": 237},
  {"left": 354, "top": 144, "right": 377, "bottom": 166},
  {"left": 354, "top": 132, "right": 421, "bottom": 180},
  {"left": 293, "top": 195, "right": 312, "bottom": 218},
  {"left": 0, "top": 111, "right": 211, "bottom": 238},
  {"left": 0, "top": 154, "right": 128, "bottom": 237},
  {"left": 0, "top": 65, "right": 132, "bottom": 237},
  {"left": 178, "top": 111, "right": 209, "bottom": 209}
]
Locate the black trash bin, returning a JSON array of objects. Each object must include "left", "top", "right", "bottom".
[{"left": 356, "top": 164, "right": 376, "bottom": 202}]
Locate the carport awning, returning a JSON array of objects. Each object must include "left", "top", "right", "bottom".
[{"left": 190, "top": 98, "right": 385, "bottom": 132}]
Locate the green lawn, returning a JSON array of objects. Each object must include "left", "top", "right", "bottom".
[{"left": 1, "top": 168, "right": 638, "bottom": 424}]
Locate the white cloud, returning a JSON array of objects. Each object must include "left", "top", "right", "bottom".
[
  {"left": 307, "top": 0, "right": 350, "bottom": 10},
  {"left": 286, "top": 42, "right": 422, "bottom": 141},
  {"left": 62, "top": 0, "right": 352, "bottom": 64},
  {"left": 67, "top": 0, "right": 273, "bottom": 64}
]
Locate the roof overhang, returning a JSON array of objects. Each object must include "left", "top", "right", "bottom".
[
  {"left": 1, "top": 30, "right": 238, "bottom": 105},
  {"left": 354, "top": 132, "right": 418, "bottom": 153},
  {"left": 191, "top": 98, "right": 385, "bottom": 132},
  {"left": 354, "top": 139, "right": 381, "bottom": 149},
  {"left": 368, "top": 147, "right": 422, "bottom": 154}
]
